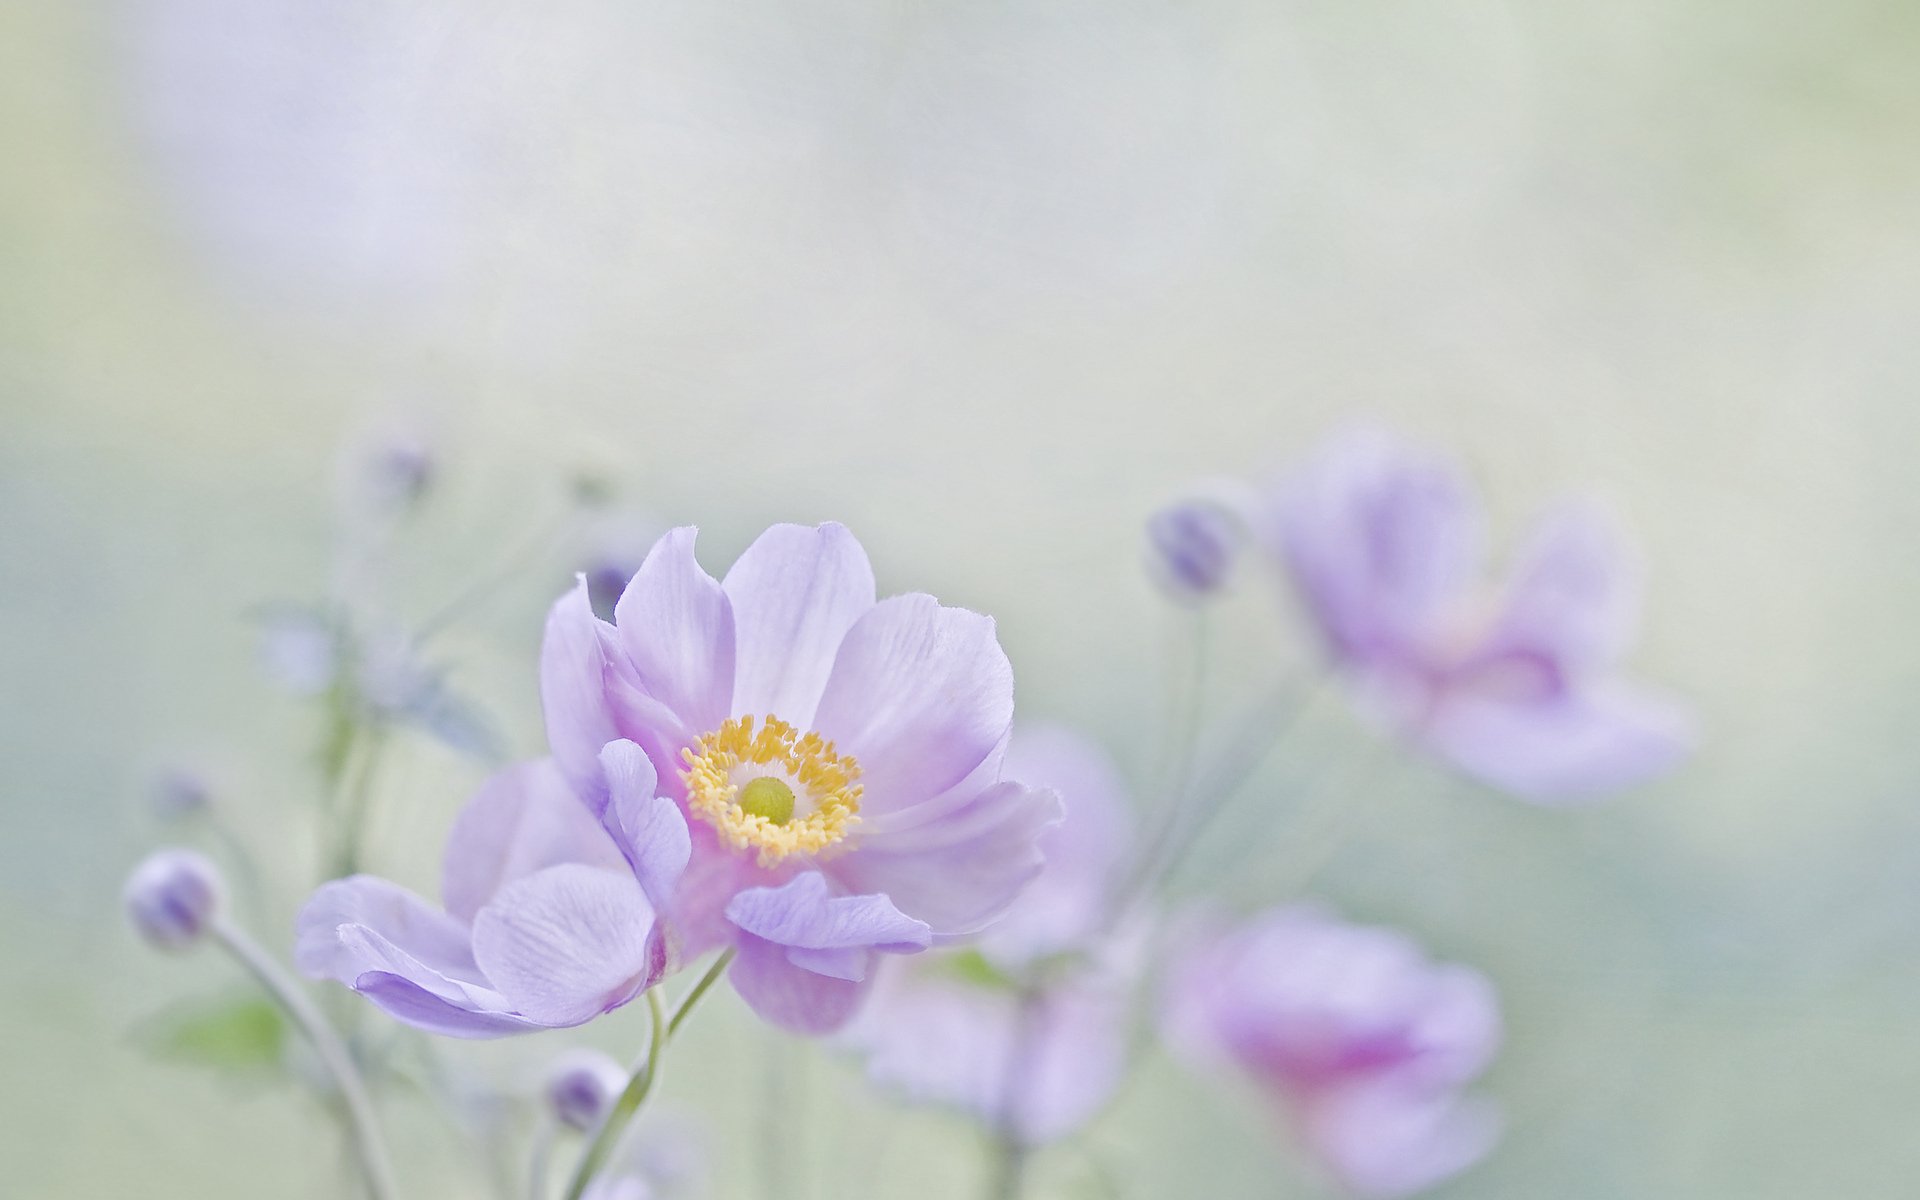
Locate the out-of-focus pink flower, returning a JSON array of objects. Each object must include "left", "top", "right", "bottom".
[
  {"left": 1163, "top": 906, "right": 1501, "bottom": 1197},
  {"left": 1269, "top": 428, "right": 1690, "bottom": 803},
  {"left": 844, "top": 726, "right": 1140, "bottom": 1144}
]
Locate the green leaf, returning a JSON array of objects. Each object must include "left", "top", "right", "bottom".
[{"left": 137, "top": 994, "right": 290, "bottom": 1073}]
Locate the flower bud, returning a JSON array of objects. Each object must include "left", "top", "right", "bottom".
[
  {"left": 124, "top": 849, "right": 224, "bottom": 950},
  {"left": 584, "top": 559, "right": 637, "bottom": 624},
  {"left": 150, "top": 767, "right": 211, "bottom": 820},
  {"left": 545, "top": 1049, "right": 629, "bottom": 1132},
  {"left": 1146, "top": 494, "right": 1248, "bottom": 602},
  {"left": 364, "top": 435, "right": 435, "bottom": 512}
]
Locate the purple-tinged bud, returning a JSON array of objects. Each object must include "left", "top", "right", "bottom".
[
  {"left": 124, "top": 849, "right": 224, "bottom": 950},
  {"left": 1146, "top": 493, "right": 1249, "bottom": 602},
  {"left": 545, "top": 1050, "right": 629, "bottom": 1132},
  {"left": 150, "top": 768, "right": 211, "bottom": 820},
  {"left": 584, "top": 559, "right": 637, "bottom": 624},
  {"left": 364, "top": 435, "right": 435, "bottom": 512}
]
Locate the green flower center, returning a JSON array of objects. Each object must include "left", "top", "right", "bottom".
[{"left": 737, "top": 776, "right": 796, "bottom": 826}]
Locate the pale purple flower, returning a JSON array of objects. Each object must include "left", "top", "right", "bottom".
[
  {"left": 545, "top": 1049, "right": 628, "bottom": 1132},
  {"left": 541, "top": 523, "right": 1062, "bottom": 1035},
  {"left": 296, "top": 760, "right": 667, "bottom": 1037},
  {"left": 1270, "top": 429, "right": 1690, "bottom": 803},
  {"left": 843, "top": 727, "right": 1139, "bottom": 1143},
  {"left": 125, "top": 849, "right": 224, "bottom": 949},
  {"left": 1163, "top": 906, "right": 1502, "bottom": 1198}
]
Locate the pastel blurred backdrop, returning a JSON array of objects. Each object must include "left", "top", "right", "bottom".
[{"left": 5, "top": 0, "right": 1920, "bottom": 1196}]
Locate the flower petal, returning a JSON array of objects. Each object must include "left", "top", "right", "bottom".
[
  {"left": 348, "top": 972, "right": 544, "bottom": 1039},
  {"left": 296, "top": 876, "right": 488, "bottom": 1000},
  {"left": 1302, "top": 1083, "right": 1501, "bottom": 1199},
  {"left": 540, "top": 578, "right": 630, "bottom": 809},
  {"left": 831, "top": 782, "right": 1062, "bottom": 937},
  {"left": 1272, "top": 429, "right": 1483, "bottom": 665},
  {"left": 812, "top": 594, "right": 1013, "bottom": 814},
  {"left": 441, "top": 759, "right": 630, "bottom": 925},
  {"left": 722, "top": 522, "right": 875, "bottom": 727},
  {"left": 597, "top": 740, "right": 691, "bottom": 911},
  {"left": 469, "top": 864, "right": 662, "bottom": 1027},
  {"left": 665, "top": 822, "right": 785, "bottom": 959},
  {"left": 1425, "top": 682, "right": 1692, "bottom": 803},
  {"left": 613, "top": 527, "right": 735, "bottom": 739},
  {"left": 725, "top": 871, "right": 930, "bottom": 954},
  {"left": 1488, "top": 501, "right": 1640, "bottom": 672},
  {"left": 728, "top": 932, "right": 871, "bottom": 1035},
  {"left": 977, "top": 727, "right": 1133, "bottom": 968},
  {"left": 846, "top": 963, "right": 1130, "bottom": 1145}
]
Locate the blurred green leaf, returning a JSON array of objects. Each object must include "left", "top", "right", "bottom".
[{"left": 136, "top": 994, "right": 289, "bottom": 1074}]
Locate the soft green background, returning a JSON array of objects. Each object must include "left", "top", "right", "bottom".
[{"left": 6, "top": 0, "right": 1920, "bottom": 1196}]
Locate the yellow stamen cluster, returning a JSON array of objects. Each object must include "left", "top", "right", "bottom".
[{"left": 681, "top": 715, "right": 862, "bottom": 867}]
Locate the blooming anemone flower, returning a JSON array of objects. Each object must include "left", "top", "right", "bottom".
[
  {"left": 542, "top": 522, "right": 1061, "bottom": 1035},
  {"left": 1163, "top": 906, "right": 1502, "bottom": 1198},
  {"left": 843, "top": 726, "right": 1139, "bottom": 1143},
  {"left": 296, "top": 760, "right": 666, "bottom": 1036},
  {"left": 1269, "top": 429, "right": 1690, "bottom": 803}
]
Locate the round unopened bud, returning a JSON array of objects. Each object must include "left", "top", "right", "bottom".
[
  {"left": 584, "top": 559, "right": 637, "bottom": 624},
  {"left": 1146, "top": 494, "right": 1249, "bottom": 601},
  {"left": 365, "top": 436, "right": 435, "bottom": 512},
  {"left": 124, "top": 849, "right": 224, "bottom": 950},
  {"left": 545, "top": 1050, "right": 629, "bottom": 1132},
  {"left": 150, "top": 768, "right": 211, "bottom": 820}
]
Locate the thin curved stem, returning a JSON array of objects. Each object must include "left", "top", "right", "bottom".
[
  {"left": 525, "top": 1116, "right": 555, "bottom": 1200},
  {"left": 559, "top": 952, "right": 737, "bottom": 1200},
  {"left": 1110, "top": 611, "right": 1212, "bottom": 909},
  {"left": 212, "top": 919, "right": 399, "bottom": 1200},
  {"left": 1144, "top": 674, "right": 1327, "bottom": 894},
  {"left": 668, "top": 948, "right": 735, "bottom": 1037},
  {"left": 562, "top": 989, "right": 669, "bottom": 1200},
  {"left": 984, "top": 989, "right": 1044, "bottom": 1200}
]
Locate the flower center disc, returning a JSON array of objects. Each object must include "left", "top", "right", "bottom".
[
  {"left": 680, "top": 715, "right": 862, "bottom": 867},
  {"left": 737, "top": 776, "right": 795, "bottom": 825}
]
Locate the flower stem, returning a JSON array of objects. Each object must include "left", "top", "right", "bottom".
[
  {"left": 984, "top": 989, "right": 1043, "bottom": 1200},
  {"left": 562, "top": 988, "right": 667, "bottom": 1200},
  {"left": 559, "top": 950, "right": 734, "bottom": 1200},
  {"left": 986, "top": 1136, "right": 1030, "bottom": 1200},
  {"left": 211, "top": 918, "right": 399, "bottom": 1200},
  {"left": 668, "top": 948, "right": 735, "bottom": 1037}
]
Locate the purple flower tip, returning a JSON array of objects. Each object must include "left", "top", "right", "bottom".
[
  {"left": 366, "top": 437, "right": 434, "bottom": 511},
  {"left": 545, "top": 1049, "right": 629, "bottom": 1132},
  {"left": 125, "top": 848, "right": 224, "bottom": 950},
  {"left": 150, "top": 768, "right": 211, "bottom": 820},
  {"left": 1146, "top": 493, "right": 1248, "bottom": 601}
]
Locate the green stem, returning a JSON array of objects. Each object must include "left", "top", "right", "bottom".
[
  {"left": 331, "top": 725, "right": 388, "bottom": 881},
  {"left": 559, "top": 951, "right": 736, "bottom": 1200},
  {"left": 562, "top": 989, "right": 667, "bottom": 1200},
  {"left": 984, "top": 989, "right": 1043, "bottom": 1200},
  {"left": 212, "top": 919, "right": 399, "bottom": 1200},
  {"left": 986, "top": 1137, "right": 1029, "bottom": 1200},
  {"left": 526, "top": 1117, "right": 555, "bottom": 1200},
  {"left": 668, "top": 948, "right": 735, "bottom": 1037}
]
